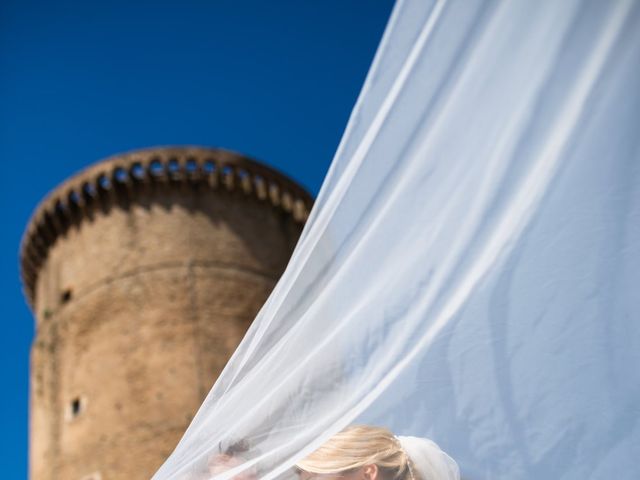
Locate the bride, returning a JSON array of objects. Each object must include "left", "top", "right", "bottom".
[{"left": 295, "top": 426, "right": 459, "bottom": 480}]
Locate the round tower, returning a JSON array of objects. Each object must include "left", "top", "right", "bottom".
[{"left": 20, "top": 147, "right": 312, "bottom": 480}]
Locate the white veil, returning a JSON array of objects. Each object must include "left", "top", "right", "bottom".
[
  {"left": 397, "top": 436, "right": 459, "bottom": 480},
  {"left": 153, "top": 0, "right": 640, "bottom": 479}
]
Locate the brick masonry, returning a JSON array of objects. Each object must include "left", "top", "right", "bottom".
[{"left": 21, "top": 147, "right": 312, "bottom": 480}]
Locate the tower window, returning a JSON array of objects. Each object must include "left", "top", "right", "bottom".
[
  {"left": 66, "top": 396, "right": 87, "bottom": 421},
  {"left": 71, "top": 398, "right": 81, "bottom": 416},
  {"left": 61, "top": 288, "right": 73, "bottom": 304}
]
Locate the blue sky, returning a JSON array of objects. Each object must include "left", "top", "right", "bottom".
[{"left": 0, "top": 0, "right": 394, "bottom": 475}]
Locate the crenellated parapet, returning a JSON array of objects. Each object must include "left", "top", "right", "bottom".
[
  {"left": 20, "top": 146, "right": 313, "bottom": 308},
  {"left": 23, "top": 146, "right": 312, "bottom": 480}
]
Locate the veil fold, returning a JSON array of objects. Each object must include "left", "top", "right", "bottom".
[
  {"left": 397, "top": 436, "right": 459, "bottom": 480},
  {"left": 153, "top": 1, "right": 640, "bottom": 479}
]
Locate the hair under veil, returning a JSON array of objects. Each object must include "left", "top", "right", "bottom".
[{"left": 296, "top": 426, "right": 459, "bottom": 480}]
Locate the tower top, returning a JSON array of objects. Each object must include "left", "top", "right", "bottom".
[{"left": 20, "top": 146, "right": 313, "bottom": 308}]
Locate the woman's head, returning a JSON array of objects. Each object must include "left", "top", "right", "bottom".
[{"left": 295, "top": 425, "right": 415, "bottom": 480}]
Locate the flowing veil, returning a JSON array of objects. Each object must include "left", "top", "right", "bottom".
[{"left": 153, "top": 0, "right": 640, "bottom": 478}]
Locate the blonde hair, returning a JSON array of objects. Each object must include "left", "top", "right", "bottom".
[{"left": 296, "top": 425, "right": 417, "bottom": 480}]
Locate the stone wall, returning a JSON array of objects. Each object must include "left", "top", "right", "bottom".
[{"left": 22, "top": 147, "right": 311, "bottom": 480}]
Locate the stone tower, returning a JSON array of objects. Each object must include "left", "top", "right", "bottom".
[{"left": 20, "top": 147, "right": 312, "bottom": 480}]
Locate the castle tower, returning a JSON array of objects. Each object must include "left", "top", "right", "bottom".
[{"left": 20, "top": 147, "right": 312, "bottom": 480}]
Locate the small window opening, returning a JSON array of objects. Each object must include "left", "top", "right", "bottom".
[
  {"left": 186, "top": 158, "right": 198, "bottom": 173},
  {"left": 203, "top": 160, "right": 216, "bottom": 173},
  {"left": 82, "top": 182, "right": 97, "bottom": 199},
  {"left": 54, "top": 200, "right": 66, "bottom": 216},
  {"left": 97, "top": 174, "right": 111, "bottom": 190},
  {"left": 131, "top": 163, "right": 145, "bottom": 180},
  {"left": 114, "top": 167, "right": 128, "bottom": 184},
  {"left": 61, "top": 288, "right": 73, "bottom": 304},
  {"left": 67, "top": 395, "right": 87, "bottom": 421},
  {"left": 149, "top": 159, "right": 164, "bottom": 177},
  {"left": 71, "top": 398, "right": 81, "bottom": 416},
  {"left": 68, "top": 190, "right": 80, "bottom": 206},
  {"left": 167, "top": 158, "right": 180, "bottom": 174}
]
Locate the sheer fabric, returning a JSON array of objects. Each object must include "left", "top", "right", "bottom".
[
  {"left": 153, "top": 0, "right": 640, "bottom": 478},
  {"left": 397, "top": 437, "right": 459, "bottom": 480}
]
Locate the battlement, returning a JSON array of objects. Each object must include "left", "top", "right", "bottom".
[{"left": 20, "top": 146, "right": 313, "bottom": 307}]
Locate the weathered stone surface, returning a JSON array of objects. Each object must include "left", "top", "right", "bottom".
[{"left": 22, "top": 147, "right": 311, "bottom": 480}]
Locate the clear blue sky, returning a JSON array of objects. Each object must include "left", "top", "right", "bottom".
[{"left": 0, "top": 0, "right": 394, "bottom": 475}]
